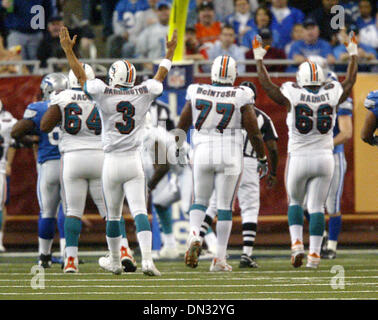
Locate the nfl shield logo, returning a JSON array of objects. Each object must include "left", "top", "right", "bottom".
[{"left": 167, "top": 67, "right": 186, "bottom": 89}]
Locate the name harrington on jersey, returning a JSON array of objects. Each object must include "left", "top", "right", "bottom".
[
  {"left": 103, "top": 86, "right": 148, "bottom": 95},
  {"left": 197, "top": 87, "right": 237, "bottom": 98}
]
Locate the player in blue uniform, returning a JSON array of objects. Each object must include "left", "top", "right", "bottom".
[
  {"left": 11, "top": 73, "right": 68, "bottom": 268},
  {"left": 361, "top": 90, "right": 378, "bottom": 146}
]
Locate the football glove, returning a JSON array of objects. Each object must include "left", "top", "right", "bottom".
[
  {"left": 252, "top": 35, "right": 270, "bottom": 60},
  {"left": 344, "top": 31, "right": 358, "bottom": 56},
  {"left": 257, "top": 156, "right": 268, "bottom": 179}
]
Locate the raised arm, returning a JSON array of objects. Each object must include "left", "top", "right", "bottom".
[
  {"left": 333, "top": 115, "right": 353, "bottom": 147},
  {"left": 59, "top": 26, "right": 87, "bottom": 89},
  {"left": 339, "top": 32, "right": 358, "bottom": 104},
  {"left": 253, "top": 36, "right": 291, "bottom": 111},
  {"left": 153, "top": 30, "right": 178, "bottom": 83},
  {"left": 40, "top": 105, "right": 62, "bottom": 133}
]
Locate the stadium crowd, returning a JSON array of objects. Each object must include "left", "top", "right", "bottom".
[{"left": 0, "top": 0, "right": 377, "bottom": 73}]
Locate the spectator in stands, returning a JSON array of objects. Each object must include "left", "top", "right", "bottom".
[
  {"left": 270, "top": 0, "right": 305, "bottom": 50},
  {"left": 195, "top": 1, "right": 222, "bottom": 45},
  {"left": 0, "top": 35, "right": 27, "bottom": 74},
  {"left": 37, "top": 15, "right": 94, "bottom": 70},
  {"left": 136, "top": 1, "right": 170, "bottom": 59},
  {"left": 206, "top": 24, "right": 246, "bottom": 73},
  {"left": 341, "top": 0, "right": 361, "bottom": 23},
  {"left": 355, "top": 0, "right": 376, "bottom": 29},
  {"left": 245, "top": 27, "right": 286, "bottom": 72},
  {"left": 310, "top": 0, "right": 352, "bottom": 45},
  {"left": 284, "top": 23, "right": 304, "bottom": 57},
  {"left": 288, "top": 17, "right": 336, "bottom": 71},
  {"left": 334, "top": 25, "right": 377, "bottom": 71},
  {"left": 81, "top": 0, "right": 118, "bottom": 40},
  {"left": 359, "top": 12, "right": 378, "bottom": 49},
  {"left": 2, "top": 0, "right": 55, "bottom": 60},
  {"left": 242, "top": 6, "right": 280, "bottom": 50},
  {"left": 107, "top": 0, "right": 154, "bottom": 58},
  {"left": 185, "top": 27, "right": 208, "bottom": 61},
  {"left": 225, "top": 0, "right": 255, "bottom": 45}
]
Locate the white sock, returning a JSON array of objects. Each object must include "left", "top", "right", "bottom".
[
  {"left": 65, "top": 246, "right": 78, "bottom": 258},
  {"left": 204, "top": 232, "right": 217, "bottom": 251},
  {"left": 309, "top": 235, "right": 323, "bottom": 256},
  {"left": 162, "top": 233, "right": 176, "bottom": 248},
  {"left": 59, "top": 238, "right": 66, "bottom": 258},
  {"left": 0, "top": 231, "right": 3, "bottom": 246},
  {"left": 121, "top": 237, "right": 129, "bottom": 249},
  {"left": 327, "top": 240, "right": 337, "bottom": 252},
  {"left": 189, "top": 209, "right": 206, "bottom": 238},
  {"left": 137, "top": 230, "right": 152, "bottom": 261},
  {"left": 106, "top": 236, "right": 121, "bottom": 261},
  {"left": 38, "top": 238, "right": 54, "bottom": 255},
  {"left": 216, "top": 221, "right": 232, "bottom": 260},
  {"left": 243, "top": 246, "right": 253, "bottom": 256},
  {"left": 289, "top": 225, "right": 303, "bottom": 245}
]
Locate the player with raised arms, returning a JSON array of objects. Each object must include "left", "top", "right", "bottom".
[
  {"left": 175, "top": 55, "right": 267, "bottom": 271},
  {"left": 59, "top": 26, "right": 177, "bottom": 275},
  {"left": 254, "top": 31, "right": 358, "bottom": 268},
  {"left": 11, "top": 73, "right": 68, "bottom": 268},
  {"left": 40, "top": 65, "right": 137, "bottom": 273}
]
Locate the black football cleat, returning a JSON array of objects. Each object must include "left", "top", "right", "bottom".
[
  {"left": 321, "top": 249, "right": 336, "bottom": 259},
  {"left": 38, "top": 254, "right": 52, "bottom": 268},
  {"left": 239, "top": 254, "right": 259, "bottom": 268}
]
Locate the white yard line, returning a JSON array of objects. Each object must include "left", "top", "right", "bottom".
[{"left": 0, "top": 290, "right": 376, "bottom": 295}]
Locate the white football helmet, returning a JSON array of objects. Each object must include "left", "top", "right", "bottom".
[
  {"left": 296, "top": 61, "right": 325, "bottom": 87},
  {"left": 108, "top": 60, "right": 136, "bottom": 87},
  {"left": 211, "top": 55, "right": 237, "bottom": 85},
  {"left": 68, "top": 64, "right": 95, "bottom": 88}
]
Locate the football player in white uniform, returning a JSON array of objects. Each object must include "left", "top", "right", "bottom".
[
  {"left": 199, "top": 81, "right": 279, "bottom": 269},
  {"left": 176, "top": 55, "right": 267, "bottom": 271},
  {"left": 41, "top": 65, "right": 137, "bottom": 273},
  {"left": 59, "top": 26, "right": 177, "bottom": 275},
  {"left": 0, "top": 100, "right": 17, "bottom": 252},
  {"left": 254, "top": 32, "right": 358, "bottom": 268}
]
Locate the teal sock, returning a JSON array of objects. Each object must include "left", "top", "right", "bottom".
[
  {"left": 106, "top": 220, "right": 121, "bottom": 238},
  {"left": 134, "top": 214, "right": 151, "bottom": 233},
  {"left": 64, "top": 217, "right": 82, "bottom": 247},
  {"left": 309, "top": 212, "right": 325, "bottom": 236},
  {"left": 155, "top": 205, "right": 172, "bottom": 234},
  {"left": 120, "top": 216, "right": 127, "bottom": 238},
  {"left": 288, "top": 205, "right": 304, "bottom": 226}
]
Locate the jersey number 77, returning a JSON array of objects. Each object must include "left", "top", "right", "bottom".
[{"left": 195, "top": 99, "right": 235, "bottom": 133}]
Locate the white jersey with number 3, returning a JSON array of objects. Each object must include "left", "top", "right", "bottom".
[
  {"left": 280, "top": 80, "right": 343, "bottom": 153},
  {"left": 186, "top": 83, "right": 254, "bottom": 147},
  {"left": 84, "top": 78, "right": 163, "bottom": 153},
  {"left": 50, "top": 89, "right": 102, "bottom": 153}
]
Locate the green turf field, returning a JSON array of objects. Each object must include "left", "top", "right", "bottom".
[{"left": 0, "top": 249, "right": 377, "bottom": 300}]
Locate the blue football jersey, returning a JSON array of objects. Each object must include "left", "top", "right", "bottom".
[
  {"left": 23, "top": 101, "right": 61, "bottom": 164},
  {"left": 334, "top": 98, "right": 353, "bottom": 154},
  {"left": 364, "top": 90, "right": 378, "bottom": 129}
]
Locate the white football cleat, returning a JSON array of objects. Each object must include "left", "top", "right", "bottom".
[
  {"left": 98, "top": 253, "right": 122, "bottom": 275},
  {"left": 120, "top": 246, "right": 137, "bottom": 272},
  {"left": 291, "top": 240, "right": 305, "bottom": 268},
  {"left": 159, "top": 246, "right": 180, "bottom": 259},
  {"left": 141, "top": 260, "right": 161, "bottom": 276},
  {"left": 63, "top": 256, "right": 79, "bottom": 273},
  {"left": 210, "top": 258, "right": 232, "bottom": 272},
  {"left": 306, "top": 252, "right": 321, "bottom": 269},
  {"left": 0, "top": 244, "right": 6, "bottom": 253},
  {"left": 185, "top": 230, "right": 202, "bottom": 268}
]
